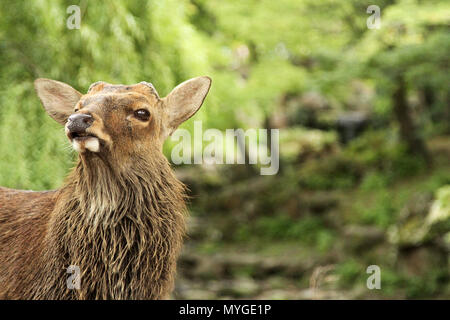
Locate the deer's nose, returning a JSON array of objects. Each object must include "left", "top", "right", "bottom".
[{"left": 67, "top": 114, "right": 93, "bottom": 133}]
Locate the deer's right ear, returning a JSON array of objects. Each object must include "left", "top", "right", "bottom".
[
  {"left": 34, "top": 78, "right": 82, "bottom": 125},
  {"left": 162, "top": 76, "right": 212, "bottom": 137}
]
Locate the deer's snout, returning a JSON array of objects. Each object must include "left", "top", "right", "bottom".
[{"left": 67, "top": 114, "right": 93, "bottom": 134}]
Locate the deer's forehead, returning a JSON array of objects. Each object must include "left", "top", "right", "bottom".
[
  {"left": 79, "top": 92, "right": 158, "bottom": 110},
  {"left": 88, "top": 81, "right": 159, "bottom": 98}
]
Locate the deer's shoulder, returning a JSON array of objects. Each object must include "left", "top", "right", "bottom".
[{"left": 0, "top": 187, "right": 59, "bottom": 218}]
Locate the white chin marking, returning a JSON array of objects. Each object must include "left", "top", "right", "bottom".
[
  {"left": 85, "top": 138, "right": 100, "bottom": 152},
  {"left": 72, "top": 140, "right": 82, "bottom": 153},
  {"left": 72, "top": 137, "right": 100, "bottom": 153}
]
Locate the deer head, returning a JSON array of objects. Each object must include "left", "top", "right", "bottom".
[{"left": 34, "top": 77, "right": 211, "bottom": 161}]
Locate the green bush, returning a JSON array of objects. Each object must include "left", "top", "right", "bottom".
[
  {"left": 346, "top": 130, "right": 426, "bottom": 180},
  {"left": 298, "top": 153, "right": 361, "bottom": 190},
  {"left": 335, "top": 260, "right": 363, "bottom": 288},
  {"left": 235, "top": 215, "right": 335, "bottom": 252},
  {"left": 360, "top": 190, "right": 397, "bottom": 228}
]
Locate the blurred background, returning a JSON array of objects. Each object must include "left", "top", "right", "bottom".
[{"left": 0, "top": 0, "right": 449, "bottom": 299}]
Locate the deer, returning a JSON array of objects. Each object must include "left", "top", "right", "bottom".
[{"left": 0, "top": 76, "right": 211, "bottom": 299}]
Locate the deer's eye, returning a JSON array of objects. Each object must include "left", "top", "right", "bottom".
[
  {"left": 74, "top": 108, "right": 79, "bottom": 112},
  {"left": 134, "top": 109, "right": 150, "bottom": 121}
]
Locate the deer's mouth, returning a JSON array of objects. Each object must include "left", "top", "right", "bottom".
[
  {"left": 69, "top": 131, "right": 98, "bottom": 141},
  {"left": 68, "top": 132, "right": 101, "bottom": 153}
]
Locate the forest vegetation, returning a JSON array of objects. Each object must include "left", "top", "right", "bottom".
[{"left": 0, "top": 0, "right": 449, "bottom": 298}]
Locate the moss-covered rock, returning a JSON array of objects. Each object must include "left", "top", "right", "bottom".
[{"left": 388, "top": 186, "right": 450, "bottom": 246}]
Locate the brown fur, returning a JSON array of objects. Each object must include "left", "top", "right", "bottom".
[{"left": 0, "top": 76, "right": 211, "bottom": 299}]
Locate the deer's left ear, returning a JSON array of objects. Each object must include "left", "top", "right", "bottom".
[
  {"left": 162, "top": 76, "right": 211, "bottom": 137},
  {"left": 34, "top": 78, "right": 82, "bottom": 125}
]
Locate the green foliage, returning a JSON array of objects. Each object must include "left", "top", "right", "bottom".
[
  {"left": 279, "top": 126, "right": 337, "bottom": 163},
  {"left": 403, "top": 270, "right": 448, "bottom": 299},
  {"left": 235, "top": 215, "right": 335, "bottom": 252},
  {"left": 346, "top": 130, "right": 427, "bottom": 179},
  {"left": 1, "top": 0, "right": 449, "bottom": 299},
  {"left": 0, "top": 0, "right": 232, "bottom": 189},
  {"left": 1, "top": 0, "right": 448, "bottom": 189},
  {"left": 296, "top": 128, "right": 431, "bottom": 192},
  {"left": 335, "top": 260, "right": 364, "bottom": 288},
  {"left": 360, "top": 190, "right": 397, "bottom": 228},
  {"left": 335, "top": 261, "right": 448, "bottom": 298},
  {"left": 359, "top": 171, "right": 390, "bottom": 191},
  {"left": 298, "top": 154, "right": 360, "bottom": 190}
]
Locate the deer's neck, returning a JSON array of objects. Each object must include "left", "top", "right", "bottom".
[
  {"left": 70, "top": 154, "right": 186, "bottom": 225},
  {"left": 42, "top": 153, "right": 187, "bottom": 299}
]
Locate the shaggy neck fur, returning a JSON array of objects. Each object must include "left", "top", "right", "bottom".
[{"left": 33, "top": 152, "right": 187, "bottom": 299}]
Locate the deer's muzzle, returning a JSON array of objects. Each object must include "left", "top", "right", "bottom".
[
  {"left": 67, "top": 114, "right": 93, "bottom": 135},
  {"left": 66, "top": 114, "right": 100, "bottom": 153}
]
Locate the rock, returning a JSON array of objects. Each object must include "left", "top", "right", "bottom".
[
  {"left": 427, "top": 185, "right": 450, "bottom": 225},
  {"left": 279, "top": 127, "right": 337, "bottom": 163},
  {"left": 216, "top": 277, "right": 260, "bottom": 298},
  {"left": 173, "top": 287, "right": 217, "bottom": 300},
  {"left": 344, "top": 225, "right": 385, "bottom": 251},
  {"left": 178, "top": 251, "right": 311, "bottom": 281},
  {"left": 389, "top": 187, "right": 450, "bottom": 277},
  {"left": 178, "top": 253, "right": 226, "bottom": 280},
  {"left": 336, "top": 111, "right": 370, "bottom": 144},
  {"left": 299, "top": 191, "right": 339, "bottom": 215},
  {"left": 389, "top": 188, "right": 450, "bottom": 247},
  {"left": 255, "top": 289, "right": 304, "bottom": 299},
  {"left": 396, "top": 245, "right": 448, "bottom": 277},
  {"left": 300, "top": 92, "right": 329, "bottom": 111},
  {"left": 388, "top": 192, "right": 434, "bottom": 246}
]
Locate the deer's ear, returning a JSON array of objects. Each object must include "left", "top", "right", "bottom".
[
  {"left": 34, "top": 78, "right": 82, "bottom": 125},
  {"left": 162, "top": 76, "right": 211, "bottom": 136}
]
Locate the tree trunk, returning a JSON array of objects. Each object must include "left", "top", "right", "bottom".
[{"left": 392, "top": 76, "right": 431, "bottom": 166}]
